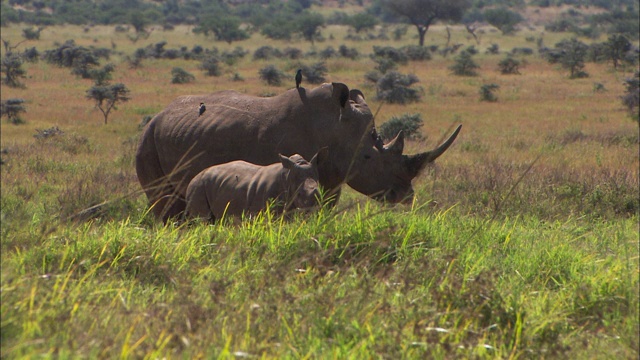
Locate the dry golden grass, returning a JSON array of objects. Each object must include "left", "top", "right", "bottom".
[{"left": 1, "top": 23, "right": 637, "bottom": 218}]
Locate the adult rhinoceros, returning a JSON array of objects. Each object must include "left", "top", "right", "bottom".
[{"left": 136, "top": 82, "right": 461, "bottom": 222}]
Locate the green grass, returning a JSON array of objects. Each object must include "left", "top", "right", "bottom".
[
  {"left": 1, "top": 16, "right": 639, "bottom": 359},
  {"left": 1, "top": 204, "right": 637, "bottom": 358}
]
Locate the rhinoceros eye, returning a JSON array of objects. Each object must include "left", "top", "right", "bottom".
[{"left": 364, "top": 154, "right": 371, "bottom": 160}]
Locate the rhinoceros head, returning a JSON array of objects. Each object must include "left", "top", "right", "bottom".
[
  {"left": 346, "top": 124, "right": 462, "bottom": 204},
  {"left": 309, "top": 84, "right": 461, "bottom": 204},
  {"left": 280, "top": 152, "right": 321, "bottom": 210}
]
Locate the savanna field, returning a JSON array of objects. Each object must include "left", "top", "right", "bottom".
[{"left": 1, "top": 7, "right": 639, "bottom": 359}]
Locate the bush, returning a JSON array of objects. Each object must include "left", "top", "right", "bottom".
[
  {"left": 319, "top": 46, "right": 337, "bottom": 59},
  {"left": 0, "top": 98, "right": 26, "bottom": 124},
  {"left": 486, "top": 43, "right": 500, "bottom": 55},
  {"left": 259, "top": 65, "right": 285, "bottom": 86},
  {"left": 450, "top": 51, "right": 479, "bottom": 76},
  {"left": 371, "top": 46, "right": 408, "bottom": 64},
  {"left": 372, "top": 57, "right": 398, "bottom": 74},
  {"left": 511, "top": 47, "right": 533, "bottom": 56},
  {"left": 498, "top": 55, "right": 523, "bottom": 74},
  {"left": 376, "top": 71, "right": 422, "bottom": 104},
  {"left": 1, "top": 53, "right": 27, "bottom": 88},
  {"left": 298, "top": 63, "right": 327, "bottom": 84},
  {"left": 283, "top": 47, "right": 303, "bottom": 60},
  {"left": 253, "top": 46, "right": 282, "bottom": 61},
  {"left": 220, "top": 47, "right": 248, "bottom": 65},
  {"left": 378, "top": 113, "right": 424, "bottom": 141},
  {"left": 200, "top": 56, "right": 221, "bottom": 77},
  {"left": 338, "top": 45, "right": 359, "bottom": 59},
  {"left": 621, "top": 71, "right": 639, "bottom": 122},
  {"left": 393, "top": 26, "right": 408, "bottom": 41},
  {"left": 21, "top": 47, "right": 39, "bottom": 63},
  {"left": 171, "top": 67, "right": 195, "bottom": 84},
  {"left": 401, "top": 45, "right": 431, "bottom": 61},
  {"left": 479, "top": 83, "right": 500, "bottom": 102},
  {"left": 22, "top": 26, "right": 43, "bottom": 40}
]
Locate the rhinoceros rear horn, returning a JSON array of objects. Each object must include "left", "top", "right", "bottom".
[
  {"left": 404, "top": 124, "right": 462, "bottom": 177},
  {"left": 331, "top": 82, "right": 350, "bottom": 108}
]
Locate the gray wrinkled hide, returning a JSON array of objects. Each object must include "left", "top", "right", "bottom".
[{"left": 185, "top": 154, "right": 319, "bottom": 222}]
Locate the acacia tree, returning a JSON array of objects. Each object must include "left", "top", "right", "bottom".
[
  {"left": 383, "top": 0, "right": 471, "bottom": 46},
  {"left": 296, "top": 11, "right": 324, "bottom": 45},
  {"left": 86, "top": 83, "right": 130, "bottom": 124}
]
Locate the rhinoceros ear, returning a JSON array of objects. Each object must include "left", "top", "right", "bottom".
[
  {"left": 383, "top": 131, "right": 405, "bottom": 154},
  {"left": 349, "top": 89, "right": 365, "bottom": 104},
  {"left": 279, "top": 154, "right": 295, "bottom": 170},
  {"left": 331, "top": 82, "right": 350, "bottom": 108}
]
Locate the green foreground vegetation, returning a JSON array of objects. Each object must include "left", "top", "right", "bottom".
[
  {"left": 2, "top": 204, "right": 638, "bottom": 358},
  {"left": 1, "top": 0, "right": 639, "bottom": 357}
]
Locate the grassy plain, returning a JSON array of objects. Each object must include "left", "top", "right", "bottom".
[{"left": 1, "top": 19, "right": 638, "bottom": 359}]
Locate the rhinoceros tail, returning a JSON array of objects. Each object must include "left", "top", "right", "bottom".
[{"left": 135, "top": 120, "right": 186, "bottom": 222}]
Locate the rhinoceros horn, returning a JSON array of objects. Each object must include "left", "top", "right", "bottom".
[
  {"left": 404, "top": 124, "right": 462, "bottom": 177},
  {"left": 383, "top": 131, "right": 405, "bottom": 154}
]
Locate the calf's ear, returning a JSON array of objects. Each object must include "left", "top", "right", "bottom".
[{"left": 279, "top": 154, "right": 295, "bottom": 170}]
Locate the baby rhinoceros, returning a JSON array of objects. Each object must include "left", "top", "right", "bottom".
[{"left": 185, "top": 153, "right": 321, "bottom": 222}]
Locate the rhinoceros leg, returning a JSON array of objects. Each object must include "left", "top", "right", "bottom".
[{"left": 136, "top": 123, "right": 186, "bottom": 223}]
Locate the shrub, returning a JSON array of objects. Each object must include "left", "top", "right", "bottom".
[
  {"left": 200, "top": 56, "right": 221, "bottom": 77},
  {"left": 486, "top": 43, "right": 500, "bottom": 55},
  {"left": 498, "top": 55, "right": 523, "bottom": 74},
  {"left": 171, "top": 67, "right": 195, "bottom": 84},
  {"left": 450, "top": 50, "right": 479, "bottom": 76},
  {"left": 511, "top": 47, "right": 533, "bottom": 56},
  {"left": 378, "top": 113, "right": 424, "bottom": 141},
  {"left": 0, "top": 98, "right": 26, "bottom": 124},
  {"left": 376, "top": 71, "right": 422, "bottom": 104},
  {"left": 621, "top": 71, "right": 639, "bottom": 122},
  {"left": 393, "top": 26, "right": 408, "bottom": 41},
  {"left": 479, "top": 83, "right": 500, "bottom": 102},
  {"left": 22, "top": 26, "right": 43, "bottom": 40},
  {"left": 298, "top": 63, "right": 327, "bottom": 84},
  {"left": 259, "top": 65, "right": 284, "bottom": 86},
  {"left": 231, "top": 72, "right": 244, "bottom": 82},
  {"left": 220, "top": 47, "right": 247, "bottom": 65},
  {"left": 401, "top": 45, "right": 431, "bottom": 61},
  {"left": 283, "top": 47, "right": 303, "bottom": 60},
  {"left": 338, "top": 45, "right": 359, "bottom": 59},
  {"left": 371, "top": 46, "right": 408, "bottom": 64},
  {"left": 319, "top": 46, "right": 337, "bottom": 59},
  {"left": 21, "top": 47, "right": 39, "bottom": 63},
  {"left": 253, "top": 46, "right": 282, "bottom": 61},
  {"left": 1, "top": 53, "right": 27, "bottom": 88},
  {"left": 372, "top": 57, "right": 398, "bottom": 74}
]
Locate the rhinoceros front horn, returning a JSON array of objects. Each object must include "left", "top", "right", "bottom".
[{"left": 404, "top": 124, "right": 462, "bottom": 177}]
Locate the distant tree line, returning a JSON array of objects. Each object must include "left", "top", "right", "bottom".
[{"left": 2, "top": 0, "right": 638, "bottom": 44}]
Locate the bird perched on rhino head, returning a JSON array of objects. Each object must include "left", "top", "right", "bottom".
[{"left": 198, "top": 103, "right": 206, "bottom": 116}]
